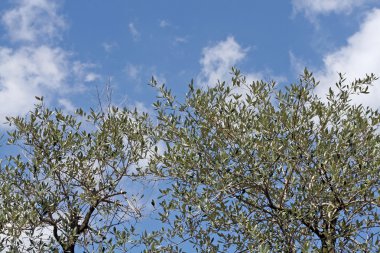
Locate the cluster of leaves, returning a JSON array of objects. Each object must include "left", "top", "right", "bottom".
[{"left": 1, "top": 69, "right": 380, "bottom": 252}]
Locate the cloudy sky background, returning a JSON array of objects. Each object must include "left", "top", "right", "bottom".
[
  {"left": 1, "top": 0, "right": 380, "bottom": 250},
  {"left": 0, "top": 0, "right": 380, "bottom": 123}
]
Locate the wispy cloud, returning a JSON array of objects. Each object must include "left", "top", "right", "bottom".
[
  {"left": 125, "top": 64, "right": 142, "bottom": 80},
  {"left": 159, "top": 20, "right": 170, "bottom": 28},
  {"left": 292, "top": 0, "right": 370, "bottom": 23},
  {"left": 313, "top": 8, "right": 380, "bottom": 108},
  {"left": 293, "top": 0, "right": 366, "bottom": 14},
  {"left": 1, "top": 0, "right": 65, "bottom": 43},
  {"left": 123, "top": 63, "right": 167, "bottom": 94},
  {"left": 152, "top": 72, "right": 166, "bottom": 86},
  {"left": 73, "top": 62, "right": 101, "bottom": 83},
  {"left": 289, "top": 51, "right": 308, "bottom": 75},
  {"left": 174, "top": 36, "right": 188, "bottom": 44},
  {"left": 58, "top": 98, "right": 76, "bottom": 113},
  {"left": 102, "top": 41, "right": 118, "bottom": 53},
  {"left": 128, "top": 22, "right": 140, "bottom": 41}
]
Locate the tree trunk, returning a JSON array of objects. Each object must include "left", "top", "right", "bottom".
[
  {"left": 320, "top": 213, "right": 338, "bottom": 253},
  {"left": 321, "top": 237, "right": 336, "bottom": 253}
]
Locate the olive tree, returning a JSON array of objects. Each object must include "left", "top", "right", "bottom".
[
  {"left": 0, "top": 99, "right": 153, "bottom": 252},
  {"left": 147, "top": 69, "right": 380, "bottom": 252}
]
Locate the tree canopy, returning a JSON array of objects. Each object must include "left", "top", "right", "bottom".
[
  {"left": 1, "top": 69, "right": 380, "bottom": 252},
  {"left": 146, "top": 69, "right": 380, "bottom": 252},
  {"left": 0, "top": 101, "right": 153, "bottom": 252}
]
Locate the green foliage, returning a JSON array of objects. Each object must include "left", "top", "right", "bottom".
[
  {"left": 1, "top": 69, "right": 380, "bottom": 252},
  {"left": 0, "top": 101, "right": 153, "bottom": 252},
  {"left": 147, "top": 68, "right": 380, "bottom": 252}
]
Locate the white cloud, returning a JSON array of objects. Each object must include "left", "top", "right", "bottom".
[
  {"left": 197, "top": 36, "right": 274, "bottom": 88},
  {"left": 197, "top": 37, "right": 248, "bottom": 87},
  {"left": 314, "top": 8, "right": 380, "bottom": 108},
  {"left": 128, "top": 22, "right": 140, "bottom": 41},
  {"left": 85, "top": 73, "right": 101, "bottom": 82},
  {"left": 0, "top": 0, "right": 100, "bottom": 125},
  {"left": 0, "top": 46, "right": 69, "bottom": 121},
  {"left": 1, "top": 225, "right": 56, "bottom": 252},
  {"left": 1, "top": 0, "right": 65, "bottom": 43},
  {"left": 292, "top": 0, "right": 368, "bottom": 17}
]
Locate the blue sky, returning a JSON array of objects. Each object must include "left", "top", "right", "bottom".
[
  {"left": 1, "top": 0, "right": 380, "bottom": 250},
  {"left": 0, "top": 0, "right": 380, "bottom": 121}
]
